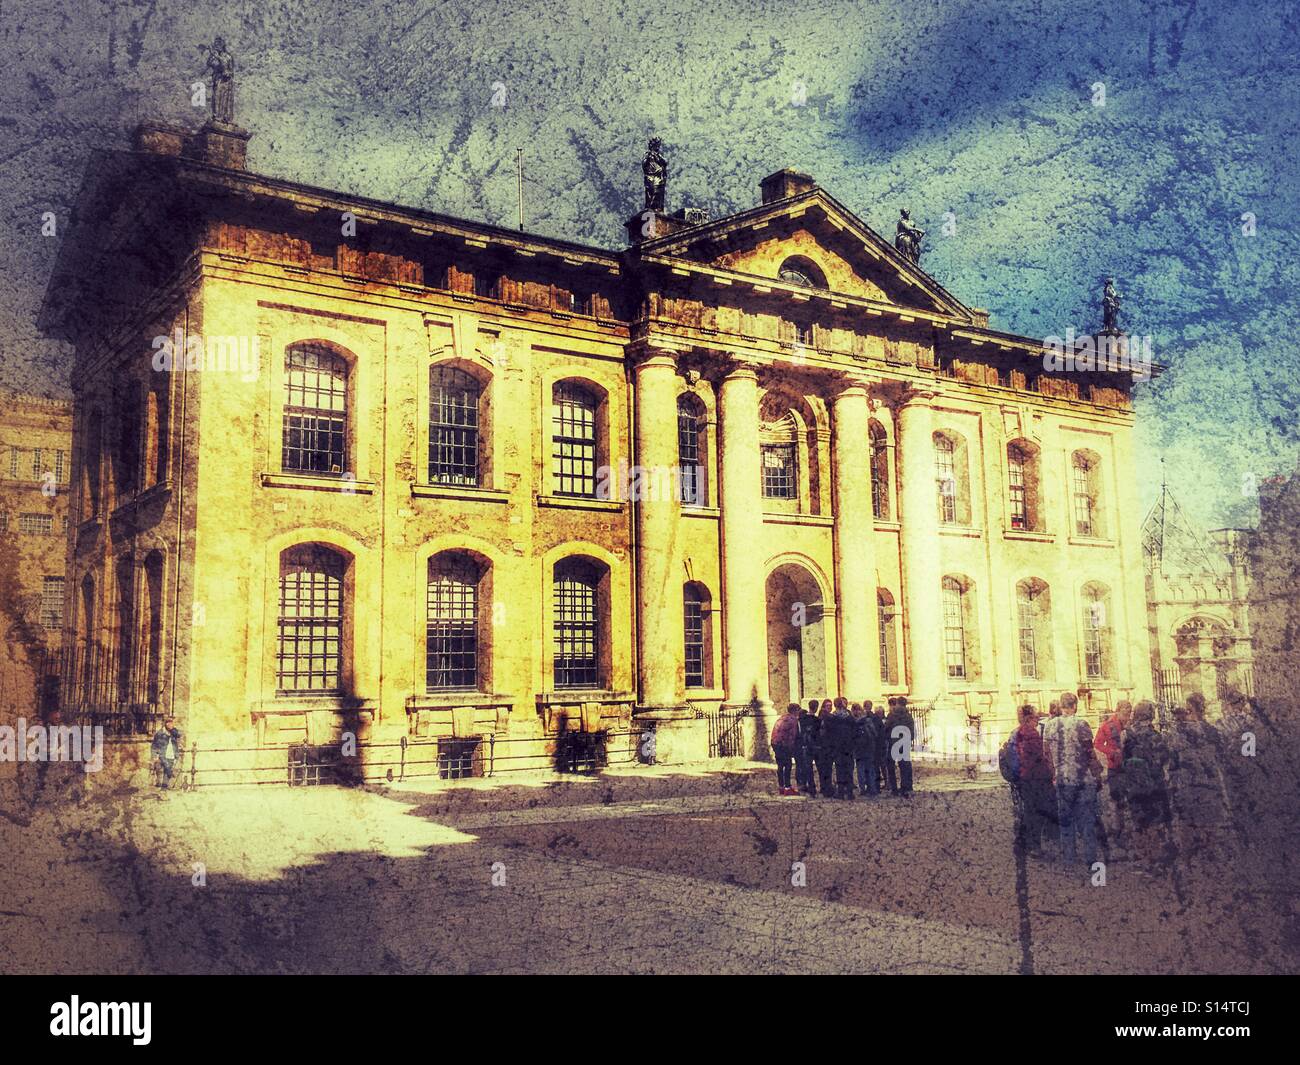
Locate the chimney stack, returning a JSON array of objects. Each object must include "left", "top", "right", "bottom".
[{"left": 760, "top": 168, "right": 816, "bottom": 204}]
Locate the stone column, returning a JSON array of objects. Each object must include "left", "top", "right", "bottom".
[
  {"left": 831, "top": 382, "right": 880, "bottom": 698},
  {"left": 633, "top": 351, "right": 684, "bottom": 709},
  {"left": 718, "top": 364, "right": 767, "bottom": 706},
  {"left": 897, "top": 389, "right": 945, "bottom": 702}
]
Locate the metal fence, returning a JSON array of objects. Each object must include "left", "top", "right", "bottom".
[
  {"left": 707, "top": 706, "right": 747, "bottom": 758},
  {"left": 176, "top": 728, "right": 641, "bottom": 789}
]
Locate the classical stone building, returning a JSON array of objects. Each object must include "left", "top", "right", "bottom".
[
  {"left": 0, "top": 393, "right": 73, "bottom": 722},
  {"left": 38, "top": 118, "right": 1153, "bottom": 778},
  {"left": 1251, "top": 463, "right": 1300, "bottom": 716},
  {"left": 1142, "top": 484, "right": 1254, "bottom": 717}
]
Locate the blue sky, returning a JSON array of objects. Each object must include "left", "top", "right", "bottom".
[{"left": 3, "top": 0, "right": 1297, "bottom": 528}]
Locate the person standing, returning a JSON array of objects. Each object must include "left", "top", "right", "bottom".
[
  {"left": 828, "top": 698, "right": 857, "bottom": 800},
  {"left": 815, "top": 699, "right": 836, "bottom": 798},
  {"left": 853, "top": 700, "right": 879, "bottom": 796},
  {"left": 873, "top": 705, "right": 889, "bottom": 793},
  {"left": 1121, "top": 701, "right": 1171, "bottom": 867},
  {"left": 1040, "top": 692, "right": 1094, "bottom": 866},
  {"left": 796, "top": 699, "right": 821, "bottom": 797},
  {"left": 151, "top": 715, "right": 184, "bottom": 791},
  {"left": 770, "top": 703, "right": 801, "bottom": 796},
  {"left": 884, "top": 696, "right": 916, "bottom": 796},
  {"left": 1167, "top": 694, "right": 1231, "bottom": 861},
  {"left": 1094, "top": 700, "right": 1132, "bottom": 853},
  {"left": 1011, "top": 705, "right": 1054, "bottom": 856}
]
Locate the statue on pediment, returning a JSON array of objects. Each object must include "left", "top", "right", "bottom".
[
  {"left": 894, "top": 208, "right": 924, "bottom": 264},
  {"left": 1101, "top": 277, "right": 1122, "bottom": 334},
  {"left": 200, "top": 36, "right": 235, "bottom": 124},
  {"left": 643, "top": 137, "right": 667, "bottom": 212}
]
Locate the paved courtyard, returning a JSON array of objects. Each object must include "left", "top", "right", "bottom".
[{"left": 1, "top": 762, "right": 1297, "bottom": 974}]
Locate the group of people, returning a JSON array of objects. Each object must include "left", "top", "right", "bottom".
[
  {"left": 769, "top": 696, "right": 918, "bottom": 799},
  {"left": 1003, "top": 688, "right": 1263, "bottom": 873}
]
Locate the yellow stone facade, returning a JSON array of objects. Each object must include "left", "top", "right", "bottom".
[{"left": 39, "top": 131, "right": 1153, "bottom": 774}]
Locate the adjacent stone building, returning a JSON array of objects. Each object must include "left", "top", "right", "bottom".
[
  {"left": 1251, "top": 463, "right": 1300, "bottom": 716},
  {"left": 1142, "top": 484, "right": 1255, "bottom": 716},
  {"left": 0, "top": 393, "right": 73, "bottom": 719},
  {"left": 37, "top": 117, "right": 1153, "bottom": 779}
]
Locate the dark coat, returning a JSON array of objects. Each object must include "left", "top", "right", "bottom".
[
  {"left": 852, "top": 714, "right": 877, "bottom": 760},
  {"left": 797, "top": 712, "right": 821, "bottom": 753}
]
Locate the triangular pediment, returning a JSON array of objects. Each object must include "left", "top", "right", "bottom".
[{"left": 639, "top": 188, "right": 975, "bottom": 321}]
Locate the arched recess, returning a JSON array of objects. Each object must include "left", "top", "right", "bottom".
[
  {"left": 279, "top": 339, "right": 359, "bottom": 478},
  {"left": 1014, "top": 576, "right": 1054, "bottom": 682},
  {"left": 424, "top": 354, "right": 496, "bottom": 489},
  {"left": 541, "top": 540, "right": 627, "bottom": 695},
  {"left": 1071, "top": 448, "right": 1106, "bottom": 538},
  {"left": 942, "top": 574, "right": 981, "bottom": 684},
  {"left": 764, "top": 558, "right": 831, "bottom": 708},
  {"left": 870, "top": 418, "right": 892, "bottom": 520},
  {"left": 759, "top": 389, "right": 823, "bottom": 514},
  {"left": 1006, "top": 439, "right": 1043, "bottom": 532},
  {"left": 778, "top": 255, "right": 828, "bottom": 289}
]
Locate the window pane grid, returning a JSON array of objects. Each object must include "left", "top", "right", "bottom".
[
  {"left": 684, "top": 592, "right": 705, "bottom": 688},
  {"left": 870, "top": 430, "right": 889, "bottom": 519},
  {"left": 552, "top": 386, "right": 597, "bottom": 497},
  {"left": 427, "top": 561, "right": 478, "bottom": 690},
  {"left": 878, "top": 597, "right": 894, "bottom": 684},
  {"left": 761, "top": 444, "right": 797, "bottom": 499},
  {"left": 677, "top": 402, "right": 703, "bottom": 506},
  {"left": 19, "top": 512, "right": 53, "bottom": 535},
  {"left": 40, "top": 576, "right": 64, "bottom": 629},
  {"left": 1083, "top": 592, "right": 1106, "bottom": 679},
  {"left": 283, "top": 345, "right": 348, "bottom": 474},
  {"left": 1008, "top": 446, "right": 1027, "bottom": 529},
  {"left": 277, "top": 551, "right": 344, "bottom": 692},
  {"left": 935, "top": 437, "right": 956, "bottom": 524},
  {"left": 1017, "top": 588, "right": 1038, "bottom": 679},
  {"left": 429, "top": 367, "right": 481, "bottom": 486},
  {"left": 1073, "top": 456, "right": 1094, "bottom": 536},
  {"left": 943, "top": 579, "right": 966, "bottom": 679},
  {"left": 554, "top": 573, "right": 598, "bottom": 688}
]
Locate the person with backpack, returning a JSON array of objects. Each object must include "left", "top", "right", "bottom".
[
  {"left": 853, "top": 700, "right": 879, "bottom": 796},
  {"left": 770, "top": 703, "right": 802, "bottom": 796},
  {"left": 1167, "top": 694, "right": 1232, "bottom": 861},
  {"left": 1002, "top": 704, "right": 1053, "bottom": 856},
  {"left": 796, "top": 699, "right": 821, "bottom": 798},
  {"left": 825, "top": 697, "right": 857, "bottom": 800},
  {"left": 1094, "top": 700, "right": 1132, "bottom": 854}
]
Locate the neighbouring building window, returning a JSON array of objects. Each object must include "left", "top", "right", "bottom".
[
  {"left": 429, "top": 365, "right": 481, "bottom": 486},
  {"left": 551, "top": 382, "right": 598, "bottom": 498},
  {"left": 19, "top": 512, "right": 53, "bottom": 535},
  {"left": 426, "top": 554, "right": 480, "bottom": 691},
  {"left": 870, "top": 421, "right": 890, "bottom": 520},
  {"left": 761, "top": 443, "right": 797, "bottom": 499},
  {"left": 942, "top": 577, "right": 967, "bottom": 680},
  {"left": 276, "top": 546, "right": 346, "bottom": 692},
  {"left": 0, "top": 511, "right": 7, "bottom": 532},
  {"left": 677, "top": 394, "right": 706, "bottom": 506},
  {"left": 40, "top": 576, "right": 64, "bottom": 629},
  {"left": 283, "top": 344, "right": 349, "bottom": 475},
  {"left": 8, "top": 447, "right": 18, "bottom": 478},
  {"left": 554, "top": 559, "right": 600, "bottom": 688},
  {"left": 935, "top": 435, "right": 957, "bottom": 524},
  {"left": 55, "top": 449, "right": 66, "bottom": 484},
  {"left": 683, "top": 582, "right": 711, "bottom": 688}
]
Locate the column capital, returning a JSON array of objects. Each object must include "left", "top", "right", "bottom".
[
  {"left": 719, "top": 361, "right": 759, "bottom": 384},
  {"left": 899, "top": 386, "right": 940, "bottom": 409},
  {"left": 627, "top": 340, "right": 681, "bottom": 371}
]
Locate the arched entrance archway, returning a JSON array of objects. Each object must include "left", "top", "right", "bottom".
[{"left": 765, "top": 562, "right": 828, "bottom": 708}]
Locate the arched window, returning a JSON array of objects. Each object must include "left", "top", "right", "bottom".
[
  {"left": 778, "top": 256, "right": 827, "bottom": 289},
  {"left": 552, "top": 382, "right": 599, "bottom": 498},
  {"left": 145, "top": 383, "right": 169, "bottom": 488},
  {"left": 83, "top": 409, "right": 103, "bottom": 518},
  {"left": 1072, "top": 450, "right": 1103, "bottom": 537},
  {"left": 114, "top": 383, "right": 141, "bottom": 500},
  {"left": 283, "top": 344, "right": 349, "bottom": 475},
  {"left": 1008, "top": 444, "right": 1029, "bottom": 530},
  {"left": 683, "top": 582, "right": 713, "bottom": 688},
  {"left": 78, "top": 574, "right": 96, "bottom": 705},
  {"left": 935, "top": 434, "right": 957, "bottom": 524},
  {"left": 142, "top": 552, "right": 164, "bottom": 705},
  {"left": 277, "top": 545, "right": 346, "bottom": 692},
  {"left": 942, "top": 576, "right": 980, "bottom": 682},
  {"left": 1081, "top": 582, "right": 1113, "bottom": 680},
  {"left": 429, "top": 365, "right": 482, "bottom": 486},
  {"left": 934, "top": 431, "right": 972, "bottom": 526},
  {"left": 677, "top": 394, "right": 707, "bottom": 507},
  {"left": 427, "top": 553, "right": 483, "bottom": 691},
  {"left": 870, "top": 421, "right": 890, "bottom": 520},
  {"left": 761, "top": 412, "right": 799, "bottom": 501},
  {"left": 878, "top": 589, "right": 898, "bottom": 685},
  {"left": 114, "top": 557, "right": 134, "bottom": 704},
  {"left": 1016, "top": 578, "right": 1053, "bottom": 681},
  {"left": 554, "top": 558, "right": 603, "bottom": 688}
]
